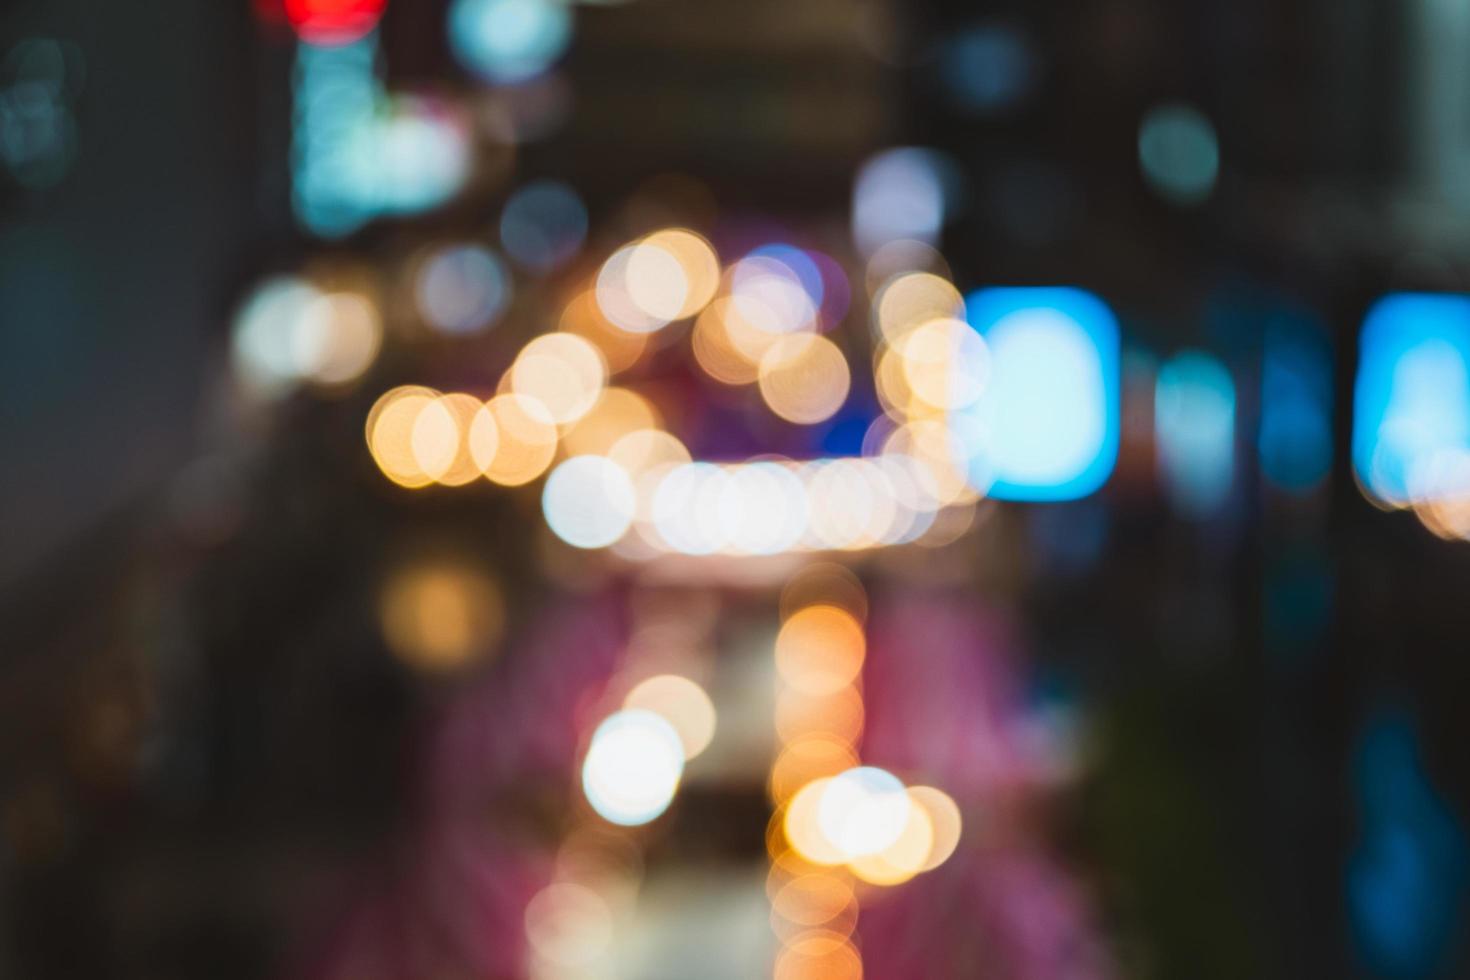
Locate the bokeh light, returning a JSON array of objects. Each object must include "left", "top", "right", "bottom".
[
  {"left": 847, "top": 793, "right": 933, "bottom": 886},
  {"left": 907, "top": 785, "right": 962, "bottom": 871},
  {"left": 960, "top": 287, "right": 1120, "bottom": 501},
  {"left": 282, "top": 0, "right": 387, "bottom": 46},
  {"left": 1156, "top": 350, "right": 1236, "bottom": 517},
  {"left": 500, "top": 179, "right": 588, "bottom": 272},
  {"left": 940, "top": 22, "right": 1036, "bottom": 115},
  {"left": 852, "top": 147, "right": 951, "bottom": 254},
  {"left": 783, "top": 777, "right": 846, "bottom": 866},
  {"left": 775, "top": 605, "right": 866, "bottom": 697},
  {"left": 543, "top": 455, "right": 636, "bottom": 549},
  {"left": 414, "top": 243, "right": 511, "bottom": 335},
  {"left": 874, "top": 271, "right": 964, "bottom": 344},
  {"left": 623, "top": 674, "right": 717, "bottom": 760},
  {"left": 1139, "top": 102, "right": 1220, "bottom": 205},
  {"left": 774, "top": 930, "right": 863, "bottom": 980},
  {"left": 412, "top": 392, "right": 498, "bottom": 486},
  {"left": 1353, "top": 293, "right": 1470, "bottom": 508},
  {"left": 560, "top": 387, "right": 661, "bottom": 457},
  {"left": 482, "top": 393, "right": 559, "bottom": 485},
  {"left": 779, "top": 563, "right": 868, "bottom": 624},
  {"left": 449, "top": 0, "right": 573, "bottom": 84},
  {"left": 379, "top": 559, "right": 505, "bottom": 671},
  {"left": 560, "top": 288, "right": 650, "bottom": 374},
  {"left": 759, "top": 334, "right": 852, "bottom": 425},
  {"left": 581, "top": 709, "right": 685, "bottom": 826},
  {"left": 367, "top": 385, "right": 442, "bottom": 488},
  {"left": 770, "top": 736, "right": 861, "bottom": 803},
  {"left": 775, "top": 687, "right": 865, "bottom": 748},
  {"left": 817, "top": 766, "right": 911, "bottom": 859},
  {"left": 511, "top": 333, "right": 608, "bottom": 424},
  {"left": 524, "top": 882, "right": 614, "bottom": 970}
]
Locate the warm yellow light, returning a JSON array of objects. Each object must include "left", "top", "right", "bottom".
[
  {"left": 898, "top": 316, "right": 990, "bottom": 411},
  {"left": 882, "top": 420, "right": 977, "bottom": 507},
  {"left": 511, "top": 333, "right": 608, "bottom": 425},
  {"left": 758, "top": 334, "right": 852, "bottom": 425},
  {"left": 297, "top": 290, "right": 382, "bottom": 387},
  {"left": 366, "top": 385, "right": 440, "bottom": 488},
  {"left": 411, "top": 392, "right": 495, "bottom": 486},
  {"left": 848, "top": 795, "right": 934, "bottom": 886},
  {"left": 783, "top": 778, "right": 846, "bottom": 866},
  {"left": 607, "top": 428, "right": 691, "bottom": 479},
  {"left": 774, "top": 687, "right": 865, "bottom": 747},
  {"left": 692, "top": 297, "right": 765, "bottom": 386},
  {"left": 560, "top": 288, "right": 650, "bottom": 375},
  {"left": 774, "top": 605, "right": 866, "bottom": 696},
  {"left": 524, "top": 882, "right": 614, "bottom": 970},
  {"left": 874, "top": 271, "right": 963, "bottom": 343},
  {"left": 560, "top": 387, "right": 660, "bottom": 458},
  {"left": 907, "top": 785, "right": 962, "bottom": 871},
  {"left": 482, "top": 393, "right": 558, "bottom": 486},
  {"left": 640, "top": 228, "right": 720, "bottom": 318},
  {"left": 773, "top": 930, "right": 863, "bottom": 980},
  {"left": 770, "top": 736, "right": 861, "bottom": 803},
  {"left": 780, "top": 563, "right": 868, "bottom": 624},
  {"left": 379, "top": 560, "right": 504, "bottom": 671},
  {"left": 771, "top": 872, "right": 856, "bottom": 928},
  {"left": 622, "top": 674, "right": 717, "bottom": 760}
]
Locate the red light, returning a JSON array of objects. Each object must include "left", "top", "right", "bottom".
[{"left": 281, "top": 0, "right": 387, "bottom": 47}]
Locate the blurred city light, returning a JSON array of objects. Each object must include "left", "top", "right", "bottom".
[
  {"left": 0, "top": 38, "right": 81, "bottom": 190},
  {"left": 1138, "top": 102, "right": 1220, "bottom": 206},
  {"left": 622, "top": 675, "right": 716, "bottom": 760},
  {"left": 1353, "top": 293, "right": 1470, "bottom": 509},
  {"left": 449, "top": 0, "right": 573, "bottom": 84},
  {"left": 581, "top": 709, "right": 685, "bottom": 826},
  {"left": 1155, "top": 350, "right": 1236, "bottom": 517},
  {"left": 939, "top": 22, "right": 1037, "bottom": 116},
  {"left": 1261, "top": 324, "right": 1333, "bottom": 494},
  {"left": 282, "top": 0, "right": 387, "bottom": 46},
  {"left": 379, "top": 558, "right": 505, "bottom": 671},
  {"left": 542, "top": 455, "right": 636, "bottom": 549},
  {"left": 960, "top": 287, "right": 1120, "bottom": 501},
  {"left": 499, "top": 179, "right": 588, "bottom": 272},
  {"left": 414, "top": 243, "right": 512, "bottom": 335},
  {"left": 293, "top": 33, "right": 470, "bottom": 236},
  {"left": 852, "top": 147, "right": 952, "bottom": 255},
  {"left": 817, "top": 766, "right": 910, "bottom": 859}
]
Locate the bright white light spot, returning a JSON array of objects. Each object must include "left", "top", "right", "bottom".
[
  {"left": 543, "top": 456, "right": 636, "bottom": 549},
  {"left": 817, "top": 766, "right": 911, "bottom": 859},
  {"left": 581, "top": 709, "right": 685, "bottom": 826}
]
